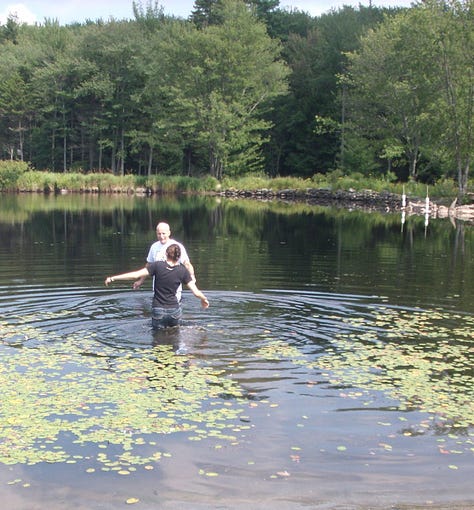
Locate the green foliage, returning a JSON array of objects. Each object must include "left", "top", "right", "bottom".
[
  {"left": 146, "top": 175, "right": 219, "bottom": 193},
  {"left": 145, "top": 0, "right": 289, "bottom": 180},
  {"left": 222, "top": 171, "right": 401, "bottom": 193},
  {"left": 431, "top": 178, "right": 460, "bottom": 200},
  {"left": 0, "top": 1, "right": 288, "bottom": 180},
  {"left": 0, "top": 160, "right": 29, "bottom": 190},
  {"left": 13, "top": 169, "right": 219, "bottom": 193},
  {"left": 5, "top": 164, "right": 462, "bottom": 201},
  {"left": 346, "top": 1, "right": 473, "bottom": 196},
  {"left": 0, "top": 2, "right": 470, "bottom": 194},
  {"left": 222, "top": 172, "right": 313, "bottom": 191},
  {"left": 16, "top": 170, "right": 53, "bottom": 192},
  {"left": 263, "top": 5, "right": 390, "bottom": 178},
  {"left": 0, "top": 14, "right": 20, "bottom": 44}
]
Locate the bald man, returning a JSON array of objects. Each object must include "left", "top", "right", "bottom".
[{"left": 133, "top": 222, "right": 196, "bottom": 300}]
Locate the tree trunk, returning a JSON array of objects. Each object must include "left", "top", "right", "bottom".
[
  {"left": 18, "top": 120, "right": 24, "bottom": 161},
  {"left": 147, "top": 147, "right": 153, "bottom": 177},
  {"left": 457, "top": 156, "right": 469, "bottom": 200},
  {"left": 111, "top": 145, "right": 116, "bottom": 174},
  {"left": 408, "top": 151, "right": 418, "bottom": 181},
  {"left": 98, "top": 145, "right": 103, "bottom": 172},
  {"left": 120, "top": 128, "right": 125, "bottom": 176},
  {"left": 62, "top": 109, "right": 67, "bottom": 172},
  {"left": 209, "top": 149, "right": 223, "bottom": 180}
]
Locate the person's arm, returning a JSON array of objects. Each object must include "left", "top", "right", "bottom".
[
  {"left": 105, "top": 267, "right": 149, "bottom": 286},
  {"left": 187, "top": 281, "right": 209, "bottom": 308},
  {"left": 183, "top": 260, "right": 196, "bottom": 283},
  {"left": 133, "top": 243, "right": 157, "bottom": 290},
  {"left": 178, "top": 243, "right": 196, "bottom": 283},
  {"left": 132, "top": 263, "right": 152, "bottom": 290}
]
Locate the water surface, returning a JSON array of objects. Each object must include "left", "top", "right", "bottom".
[{"left": 0, "top": 193, "right": 473, "bottom": 509}]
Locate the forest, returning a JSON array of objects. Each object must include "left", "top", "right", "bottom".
[{"left": 0, "top": 0, "right": 472, "bottom": 196}]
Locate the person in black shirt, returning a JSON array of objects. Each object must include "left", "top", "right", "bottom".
[{"left": 105, "top": 244, "right": 209, "bottom": 328}]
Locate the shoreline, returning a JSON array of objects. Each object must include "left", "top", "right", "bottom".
[
  {"left": 218, "top": 188, "right": 474, "bottom": 223},
  {"left": 5, "top": 187, "right": 474, "bottom": 222}
]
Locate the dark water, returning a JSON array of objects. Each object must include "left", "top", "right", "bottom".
[{"left": 0, "top": 193, "right": 473, "bottom": 510}]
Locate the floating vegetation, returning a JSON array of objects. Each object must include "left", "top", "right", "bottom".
[
  {"left": 0, "top": 319, "right": 246, "bottom": 470},
  {"left": 2, "top": 303, "right": 473, "bottom": 474},
  {"left": 255, "top": 340, "right": 314, "bottom": 367},
  {"left": 257, "top": 307, "right": 474, "bottom": 435}
]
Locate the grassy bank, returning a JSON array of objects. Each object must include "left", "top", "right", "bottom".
[{"left": 0, "top": 160, "right": 467, "bottom": 202}]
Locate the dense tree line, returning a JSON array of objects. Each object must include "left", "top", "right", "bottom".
[
  {"left": 0, "top": 0, "right": 472, "bottom": 196},
  {"left": 346, "top": 0, "right": 473, "bottom": 198}
]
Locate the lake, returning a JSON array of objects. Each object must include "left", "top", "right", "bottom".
[{"left": 0, "top": 193, "right": 473, "bottom": 509}]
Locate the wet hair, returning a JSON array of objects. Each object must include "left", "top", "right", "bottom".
[{"left": 166, "top": 243, "right": 181, "bottom": 263}]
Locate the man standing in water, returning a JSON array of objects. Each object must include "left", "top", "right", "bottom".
[
  {"left": 105, "top": 244, "right": 208, "bottom": 328},
  {"left": 133, "top": 222, "right": 196, "bottom": 302}
]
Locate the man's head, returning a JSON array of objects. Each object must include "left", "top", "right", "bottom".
[{"left": 156, "top": 222, "right": 171, "bottom": 244}]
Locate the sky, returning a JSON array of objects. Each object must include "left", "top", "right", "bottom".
[{"left": 0, "top": 0, "right": 415, "bottom": 26}]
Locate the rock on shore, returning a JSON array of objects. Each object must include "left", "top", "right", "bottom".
[{"left": 219, "top": 188, "right": 474, "bottom": 222}]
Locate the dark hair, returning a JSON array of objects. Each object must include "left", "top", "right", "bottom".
[{"left": 166, "top": 243, "right": 181, "bottom": 263}]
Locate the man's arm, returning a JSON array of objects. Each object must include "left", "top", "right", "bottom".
[
  {"left": 132, "top": 262, "right": 152, "bottom": 290},
  {"left": 187, "top": 280, "right": 209, "bottom": 308}
]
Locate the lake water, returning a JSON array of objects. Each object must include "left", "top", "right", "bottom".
[{"left": 0, "top": 193, "right": 473, "bottom": 510}]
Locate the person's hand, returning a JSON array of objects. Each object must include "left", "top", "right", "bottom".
[
  {"left": 133, "top": 275, "right": 147, "bottom": 289},
  {"left": 105, "top": 277, "right": 114, "bottom": 286},
  {"left": 201, "top": 297, "right": 209, "bottom": 309}
]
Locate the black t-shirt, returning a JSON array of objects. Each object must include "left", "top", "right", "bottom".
[{"left": 147, "top": 261, "right": 192, "bottom": 308}]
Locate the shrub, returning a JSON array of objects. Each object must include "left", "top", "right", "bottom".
[
  {"left": 16, "top": 170, "right": 43, "bottom": 191},
  {"left": 54, "top": 172, "right": 85, "bottom": 191},
  {"left": 200, "top": 176, "right": 220, "bottom": 191},
  {"left": 222, "top": 173, "right": 270, "bottom": 190},
  {"left": 89, "top": 173, "right": 117, "bottom": 191},
  {"left": 0, "top": 160, "right": 29, "bottom": 190}
]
